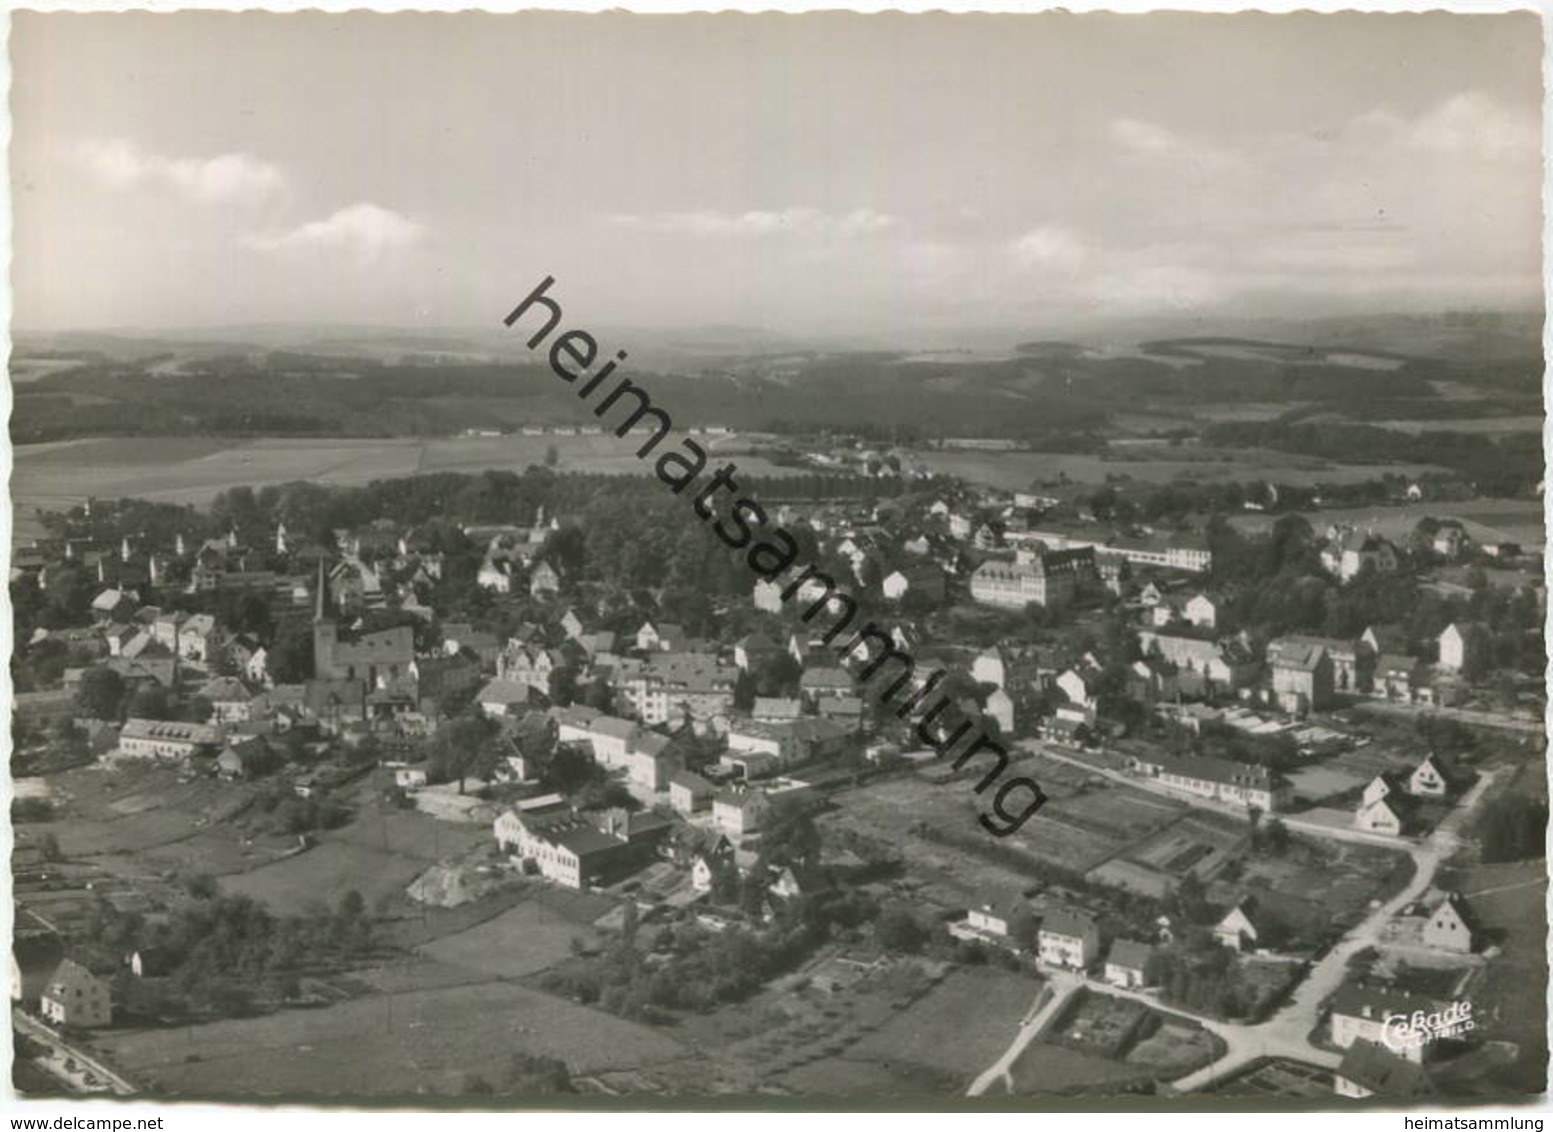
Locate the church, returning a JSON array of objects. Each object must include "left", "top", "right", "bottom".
[{"left": 311, "top": 560, "right": 416, "bottom": 688}]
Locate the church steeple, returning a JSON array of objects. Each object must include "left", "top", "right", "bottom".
[{"left": 314, "top": 557, "right": 330, "bottom": 622}]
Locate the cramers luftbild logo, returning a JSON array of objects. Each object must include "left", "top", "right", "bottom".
[{"left": 1382, "top": 1001, "right": 1475, "bottom": 1052}]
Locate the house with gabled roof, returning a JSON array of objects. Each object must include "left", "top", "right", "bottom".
[
  {"left": 1266, "top": 635, "right": 1336, "bottom": 713},
  {"left": 799, "top": 666, "right": 853, "bottom": 701},
  {"left": 669, "top": 769, "right": 715, "bottom": 815},
  {"left": 1437, "top": 622, "right": 1482, "bottom": 675},
  {"left": 1104, "top": 939, "right": 1156, "bottom": 988},
  {"left": 1408, "top": 753, "right": 1461, "bottom": 798},
  {"left": 752, "top": 696, "right": 803, "bottom": 722},
  {"left": 1328, "top": 981, "right": 1450, "bottom": 1064},
  {"left": 1335, "top": 1039, "right": 1434, "bottom": 1099},
  {"left": 40, "top": 958, "right": 112, "bottom": 1028},
  {"left": 1355, "top": 793, "right": 1406, "bottom": 838},
  {"left": 1421, "top": 892, "right": 1478, "bottom": 954},
  {"left": 203, "top": 676, "right": 255, "bottom": 723},
  {"left": 713, "top": 790, "right": 772, "bottom": 838},
  {"left": 949, "top": 896, "right": 1032, "bottom": 950},
  {"left": 528, "top": 559, "right": 562, "bottom": 598},
  {"left": 1214, "top": 897, "right": 1278, "bottom": 953},
  {"left": 1037, "top": 907, "right": 1100, "bottom": 970},
  {"left": 476, "top": 677, "right": 538, "bottom": 719},
  {"left": 1362, "top": 772, "right": 1402, "bottom": 809},
  {"left": 1375, "top": 653, "right": 1423, "bottom": 703}
]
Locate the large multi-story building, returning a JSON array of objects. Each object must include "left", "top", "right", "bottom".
[
  {"left": 1008, "top": 527, "right": 1212, "bottom": 573},
  {"left": 1266, "top": 636, "right": 1337, "bottom": 713},
  {"left": 969, "top": 547, "right": 1093, "bottom": 609},
  {"left": 118, "top": 718, "right": 222, "bottom": 760},
  {"left": 616, "top": 652, "right": 738, "bottom": 729},
  {"left": 492, "top": 807, "right": 622, "bottom": 890},
  {"left": 550, "top": 706, "right": 675, "bottom": 791},
  {"left": 1132, "top": 752, "right": 1291, "bottom": 812}
]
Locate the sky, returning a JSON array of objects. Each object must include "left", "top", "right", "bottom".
[{"left": 10, "top": 11, "right": 1545, "bottom": 341}]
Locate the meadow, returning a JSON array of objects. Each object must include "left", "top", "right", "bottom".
[
  {"left": 841, "top": 966, "right": 1041, "bottom": 1082},
  {"left": 914, "top": 446, "right": 1449, "bottom": 492},
  {"left": 9, "top": 433, "right": 791, "bottom": 542},
  {"left": 1231, "top": 499, "right": 1544, "bottom": 548},
  {"left": 92, "top": 978, "right": 686, "bottom": 1099},
  {"left": 11, "top": 431, "right": 1462, "bottom": 545}
]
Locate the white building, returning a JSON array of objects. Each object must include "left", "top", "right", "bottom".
[
  {"left": 1037, "top": 908, "right": 1100, "bottom": 970},
  {"left": 40, "top": 959, "right": 111, "bottom": 1028}
]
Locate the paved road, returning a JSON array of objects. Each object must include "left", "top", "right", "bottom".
[
  {"left": 13, "top": 1009, "right": 138, "bottom": 1096},
  {"left": 1349, "top": 700, "right": 1543, "bottom": 735},
  {"left": 967, "top": 975, "right": 1079, "bottom": 1097},
  {"left": 1172, "top": 767, "right": 1496, "bottom": 1092},
  {"left": 968, "top": 758, "right": 1500, "bottom": 1096}
]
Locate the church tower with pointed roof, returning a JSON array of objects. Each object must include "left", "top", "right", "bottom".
[{"left": 313, "top": 558, "right": 337, "bottom": 679}]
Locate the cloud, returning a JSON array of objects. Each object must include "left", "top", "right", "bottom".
[
  {"left": 242, "top": 202, "right": 424, "bottom": 257},
  {"left": 1360, "top": 91, "right": 1539, "bottom": 160},
  {"left": 1107, "top": 117, "right": 1244, "bottom": 172},
  {"left": 1109, "top": 118, "right": 1179, "bottom": 156},
  {"left": 1348, "top": 91, "right": 1540, "bottom": 163},
  {"left": 1008, "top": 225, "right": 1088, "bottom": 272},
  {"left": 607, "top": 207, "right": 896, "bottom": 240},
  {"left": 75, "top": 138, "right": 287, "bottom": 207}
]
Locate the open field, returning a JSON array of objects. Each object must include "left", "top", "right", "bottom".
[
  {"left": 771, "top": 1054, "right": 953, "bottom": 1097},
  {"left": 915, "top": 447, "right": 1449, "bottom": 493},
  {"left": 218, "top": 840, "right": 436, "bottom": 916},
  {"left": 1231, "top": 499, "right": 1544, "bottom": 550},
  {"left": 1284, "top": 762, "right": 1370, "bottom": 803},
  {"left": 325, "top": 805, "right": 491, "bottom": 862},
  {"left": 10, "top": 432, "right": 792, "bottom": 542},
  {"left": 843, "top": 967, "right": 1040, "bottom": 1083},
  {"left": 417, "top": 898, "right": 595, "bottom": 980},
  {"left": 820, "top": 774, "right": 1056, "bottom": 908},
  {"left": 1373, "top": 416, "right": 1542, "bottom": 436},
  {"left": 92, "top": 979, "right": 685, "bottom": 1099}
]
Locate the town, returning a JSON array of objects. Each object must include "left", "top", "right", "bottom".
[{"left": 9, "top": 433, "right": 1547, "bottom": 1101}]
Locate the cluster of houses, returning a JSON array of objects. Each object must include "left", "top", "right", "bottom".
[{"left": 1353, "top": 752, "right": 1471, "bottom": 838}]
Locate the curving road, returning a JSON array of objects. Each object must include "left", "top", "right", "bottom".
[
  {"left": 13, "top": 1008, "right": 138, "bottom": 1097},
  {"left": 967, "top": 764, "right": 1498, "bottom": 1097}
]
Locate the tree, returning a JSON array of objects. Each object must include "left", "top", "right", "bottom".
[
  {"left": 127, "top": 686, "right": 174, "bottom": 721},
  {"left": 38, "top": 833, "right": 63, "bottom": 862},
  {"left": 269, "top": 618, "right": 316, "bottom": 684},
  {"left": 758, "top": 797, "right": 823, "bottom": 872},
  {"left": 1171, "top": 872, "right": 1210, "bottom": 924},
  {"left": 874, "top": 903, "right": 929, "bottom": 954},
  {"left": 75, "top": 667, "right": 126, "bottom": 721},
  {"left": 1479, "top": 794, "right": 1549, "bottom": 864},
  {"left": 505, "top": 1052, "right": 573, "bottom": 1094}
]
